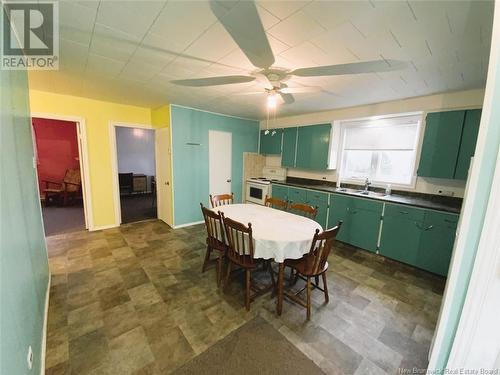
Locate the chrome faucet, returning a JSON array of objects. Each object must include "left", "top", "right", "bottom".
[{"left": 363, "top": 178, "right": 371, "bottom": 193}]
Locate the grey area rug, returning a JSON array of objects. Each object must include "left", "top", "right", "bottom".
[{"left": 172, "top": 316, "right": 325, "bottom": 375}]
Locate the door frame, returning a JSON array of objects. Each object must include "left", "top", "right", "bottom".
[
  {"left": 31, "top": 112, "right": 93, "bottom": 230},
  {"left": 109, "top": 121, "right": 157, "bottom": 226}
]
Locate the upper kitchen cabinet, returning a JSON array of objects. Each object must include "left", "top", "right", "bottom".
[
  {"left": 454, "top": 109, "right": 482, "bottom": 180},
  {"left": 417, "top": 109, "right": 481, "bottom": 180},
  {"left": 281, "top": 127, "right": 298, "bottom": 167},
  {"left": 295, "top": 123, "right": 332, "bottom": 170},
  {"left": 418, "top": 110, "right": 465, "bottom": 179},
  {"left": 259, "top": 129, "right": 283, "bottom": 155}
]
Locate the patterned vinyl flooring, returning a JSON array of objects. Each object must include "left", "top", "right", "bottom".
[{"left": 44, "top": 219, "right": 445, "bottom": 375}]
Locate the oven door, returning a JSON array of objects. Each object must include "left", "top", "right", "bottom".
[{"left": 246, "top": 182, "right": 267, "bottom": 205}]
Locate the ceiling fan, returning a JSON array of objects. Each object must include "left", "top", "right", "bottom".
[{"left": 171, "top": 1, "right": 407, "bottom": 105}]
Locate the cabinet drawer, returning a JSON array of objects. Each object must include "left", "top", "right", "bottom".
[
  {"left": 288, "top": 187, "right": 307, "bottom": 203},
  {"left": 306, "top": 190, "right": 328, "bottom": 204},
  {"left": 350, "top": 197, "right": 383, "bottom": 213},
  {"left": 424, "top": 210, "right": 459, "bottom": 228},
  {"left": 384, "top": 203, "right": 426, "bottom": 222}
]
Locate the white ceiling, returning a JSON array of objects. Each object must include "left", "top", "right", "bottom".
[{"left": 28, "top": 0, "right": 494, "bottom": 119}]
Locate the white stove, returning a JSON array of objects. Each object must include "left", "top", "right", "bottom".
[{"left": 246, "top": 167, "right": 286, "bottom": 205}]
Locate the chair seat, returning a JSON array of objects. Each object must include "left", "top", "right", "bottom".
[
  {"left": 207, "top": 238, "right": 227, "bottom": 253},
  {"left": 227, "top": 254, "right": 262, "bottom": 269},
  {"left": 285, "top": 256, "right": 328, "bottom": 277}
]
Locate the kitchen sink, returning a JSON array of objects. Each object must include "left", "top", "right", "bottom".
[{"left": 355, "top": 190, "right": 387, "bottom": 198}]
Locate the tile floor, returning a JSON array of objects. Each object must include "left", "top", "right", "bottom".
[{"left": 44, "top": 220, "right": 445, "bottom": 375}]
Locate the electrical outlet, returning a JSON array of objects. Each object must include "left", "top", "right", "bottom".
[
  {"left": 437, "top": 189, "right": 455, "bottom": 197},
  {"left": 27, "top": 346, "right": 33, "bottom": 370}
]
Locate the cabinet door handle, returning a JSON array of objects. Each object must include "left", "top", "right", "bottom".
[
  {"left": 424, "top": 225, "right": 434, "bottom": 231},
  {"left": 400, "top": 211, "right": 409, "bottom": 214},
  {"left": 444, "top": 219, "right": 456, "bottom": 223}
]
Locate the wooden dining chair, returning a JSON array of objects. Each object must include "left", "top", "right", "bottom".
[
  {"left": 210, "top": 193, "right": 234, "bottom": 208},
  {"left": 221, "top": 213, "right": 275, "bottom": 311},
  {"left": 200, "top": 203, "right": 227, "bottom": 287},
  {"left": 264, "top": 195, "right": 288, "bottom": 210},
  {"left": 288, "top": 202, "right": 318, "bottom": 219},
  {"left": 284, "top": 221, "right": 342, "bottom": 320}
]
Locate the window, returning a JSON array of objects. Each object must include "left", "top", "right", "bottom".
[{"left": 338, "top": 113, "right": 422, "bottom": 187}]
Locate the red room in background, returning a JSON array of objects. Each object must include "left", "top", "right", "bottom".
[{"left": 32, "top": 118, "right": 80, "bottom": 198}]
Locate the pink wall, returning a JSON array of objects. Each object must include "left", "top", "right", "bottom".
[{"left": 32, "top": 118, "right": 80, "bottom": 197}]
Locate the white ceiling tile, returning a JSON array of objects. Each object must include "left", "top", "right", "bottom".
[
  {"left": 268, "top": 10, "right": 326, "bottom": 47},
  {"left": 216, "top": 48, "right": 256, "bottom": 71},
  {"left": 303, "top": 1, "right": 371, "bottom": 31},
  {"left": 279, "top": 42, "right": 326, "bottom": 68},
  {"left": 130, "top": 44, "right": 176, "bottom": 69},
  {"left": 148, "top": 1, "right": 216, "bottom": 52},
  {"left": 59, "top": 2, "right": 97, "bottom": 46},
  {"left": 119, "top": 61, "right": 163, "bottom": 82},
  {"left": 257, "top": 1, "right": 310, "bottom": 20},
  {"left": 184, "top": 23, "right": 238, "bottom": 62},
  {"left": 256, "top": 4, "right": 281, "bottom": 30},
  {"left": 59, "top": 39, "right": 89, "bottom": 73},
  {"left": 86, "top": 54, "right": 125, "bottom": 78},
  {"left": 90, "top": 23, "right": 139, "bottom": 61},
  {"left": 96, "top": 0, "right": 166, "bottom": 40}
]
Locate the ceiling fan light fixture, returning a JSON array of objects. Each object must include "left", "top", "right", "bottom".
[{"left": 267, "top": 93, "right": 277, "bottom": 109}]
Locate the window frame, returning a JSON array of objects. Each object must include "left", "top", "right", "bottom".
[{"left": 335, "top": 112, "right": 424, "bottom": 189}]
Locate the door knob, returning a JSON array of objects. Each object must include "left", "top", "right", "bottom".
[
  {"left": 226, "top": 179, "right": 231, "bottom": 182},
  {"left": 165, "top": 181, "right": 169, "bottom": 185}
]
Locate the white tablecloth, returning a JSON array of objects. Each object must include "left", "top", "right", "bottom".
[{"left": 214, "top": 204, "right": 322, "bottom": 263}]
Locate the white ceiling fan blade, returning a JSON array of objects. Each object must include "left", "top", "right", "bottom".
[
  {"left": 210, "top": 0, "right": 275, "bottom": 69},
  {"left": 279, "top": 92, "right": 295, "bottom": 104},
  {"left": 171, "top": 75, "right": 256, "bottom": 87},
  {"left": 290, "top": 60, "right": 408, "bottom": 77},
  {"left": 280, "top": 86, "right": 322, "bottom": 94}
]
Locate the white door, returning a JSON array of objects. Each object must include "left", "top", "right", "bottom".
[
  {"left": 209, "top": 130, "right": 232, "bottom": 200},
  {"left": 155, "top": 128, "right": 173, "bottom": 226}
]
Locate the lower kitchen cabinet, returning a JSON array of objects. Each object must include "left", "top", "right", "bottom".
[
  {"left": 380, "top": 204, "right": 458, "bottom": 276},
  {"left": 379, "top": 214, "right": 422, "bottom": 265},
  {"left": 349, "top": 204, "right": 383, "bottom": 253},
  {"left": 288, "top": 187, "right": 307, "bottom": 203},
  {"left": 271, "top": 184, "right": 288, "bottom": 201},
  {"left": 306, "top": 190, "right": 329, "bottom": 229},
  {"left": 416, "top": 211, "right": 458, "bottom": 276},
  {"left": 328, "top": 194, "right": 352, "bottom": 243}
]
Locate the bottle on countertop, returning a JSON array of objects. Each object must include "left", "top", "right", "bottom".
[{"left": 385, "top": 184, "right": 392, "bottom": 196}]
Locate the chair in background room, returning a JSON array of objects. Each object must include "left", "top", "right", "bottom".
[
  {"left": 221, "top": 213, "right": 275, "bottom": 310},
  {"left": 200, "top": 203, "right": 227, "bottom": 287},
  {"left": 264, "top": 195, "right": 288, "bottom": 210},
  {"left": 210, "top": 192, "right": 234, "bottom": 208},
  {"left": 288, "top": 202, "right": 318, "bottom": 219},
  {"left": 43, "top": 168, "right": 82, "bottom": 206},
  {"left": 284, "top": 222, "right": 342, "bottom": 320},
  {"left": 118, "top": 172, "right": 133, "bottom": 195}
]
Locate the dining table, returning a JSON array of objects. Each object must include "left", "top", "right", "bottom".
[{"left": 214, "top": 203, "right": 322, "bottom": 315}]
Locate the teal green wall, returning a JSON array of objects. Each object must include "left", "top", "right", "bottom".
[
  {"left": 434, "top": 52, "right": 500, "bottom": 368},
  {"left": 171, "top": 105, "right": 259, "bottom": 225},
  {"left": 1, "top": 69, "right": 50, "bottom": 373}
]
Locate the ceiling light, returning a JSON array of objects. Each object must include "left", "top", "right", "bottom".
[{"left": 267, "top": 93, "right": 277, "bottom": 109}]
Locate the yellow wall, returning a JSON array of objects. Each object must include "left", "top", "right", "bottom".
[
  {"left": 29, "top": 90, "right": 155, "bottom": 229},
  {"left": 151, "top": 104, "right": 170, "bottom": 129}
]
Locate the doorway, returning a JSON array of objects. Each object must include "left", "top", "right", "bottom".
[
  {"left": 115, "top": 126, "right": 157, "bottom": 224},
  {"left": 32, "top": 117, "right": 87, "bottom": 236},
  {"left": 209, "top": 130, "right": 232, "bottom": 200}
]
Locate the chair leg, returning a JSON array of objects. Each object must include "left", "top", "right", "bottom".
[
  {"left": 223, "top": 261, "right": 232, "bottom": 293},
  {"left": 216, "top": 253, "right": 223, "bottom": 288},
  {"left": 306, "top": 277, "right": 312, "bottom": 320},
  {"left": 202, "top": 245, "right": 211, "bottom": 273},
  {"left": 245, "top": 269, "right": 251, "bottom": 311},
  {"left": 322, "top": 272, "right": 329, "bottom": 303},
  {"left": 315, "top": 275, "right": 320, "bottom": 287},
  {"left": 268, "top": 261, "right": 276, "bottom": 293}
]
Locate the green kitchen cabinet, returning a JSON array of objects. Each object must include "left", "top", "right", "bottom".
[
  {"left": 271, "top": 184, "right": 288, "bottom": 201},
  {"left": 348, "top": 199, "right": 383, "bottom": 253},
  {"left": 379, "top": 204, "right": 424, "bottom": 265},
  {"left": 328, "top": 194, "right": 352, "bottom": 243},
  {"left": 416, "top": 211, "right": 458, "bottom": 276},
  {"left": 418, "top": 110, "right": 465, "bottom": 179},
  {"left": 306, "top": 190, "right": 329, "bottom": 228},
  {"left": 259, "top": 129, "right": 283, "bottom": 155},
  {"left": 454, "top": 109, "right": 482, "bottom": 180},
  {"left": 281, "top": 127, "right": 298, "bottom": 167},
  {"left": 295, "top": 124, "right": 332, "bottom": 170},
  {"left": 288, "top": 187, "right": 307, "bottom": 204}
]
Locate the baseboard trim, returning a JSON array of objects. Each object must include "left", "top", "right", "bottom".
[
  {"left": 90, "top": 223, "right": 119, "bottom": 231},
  {"left": 173, "top": 220, "right": 204, "bottom": 229},
  {"left": 40, "top": 274, "right": 51, "bottom": 375}
]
